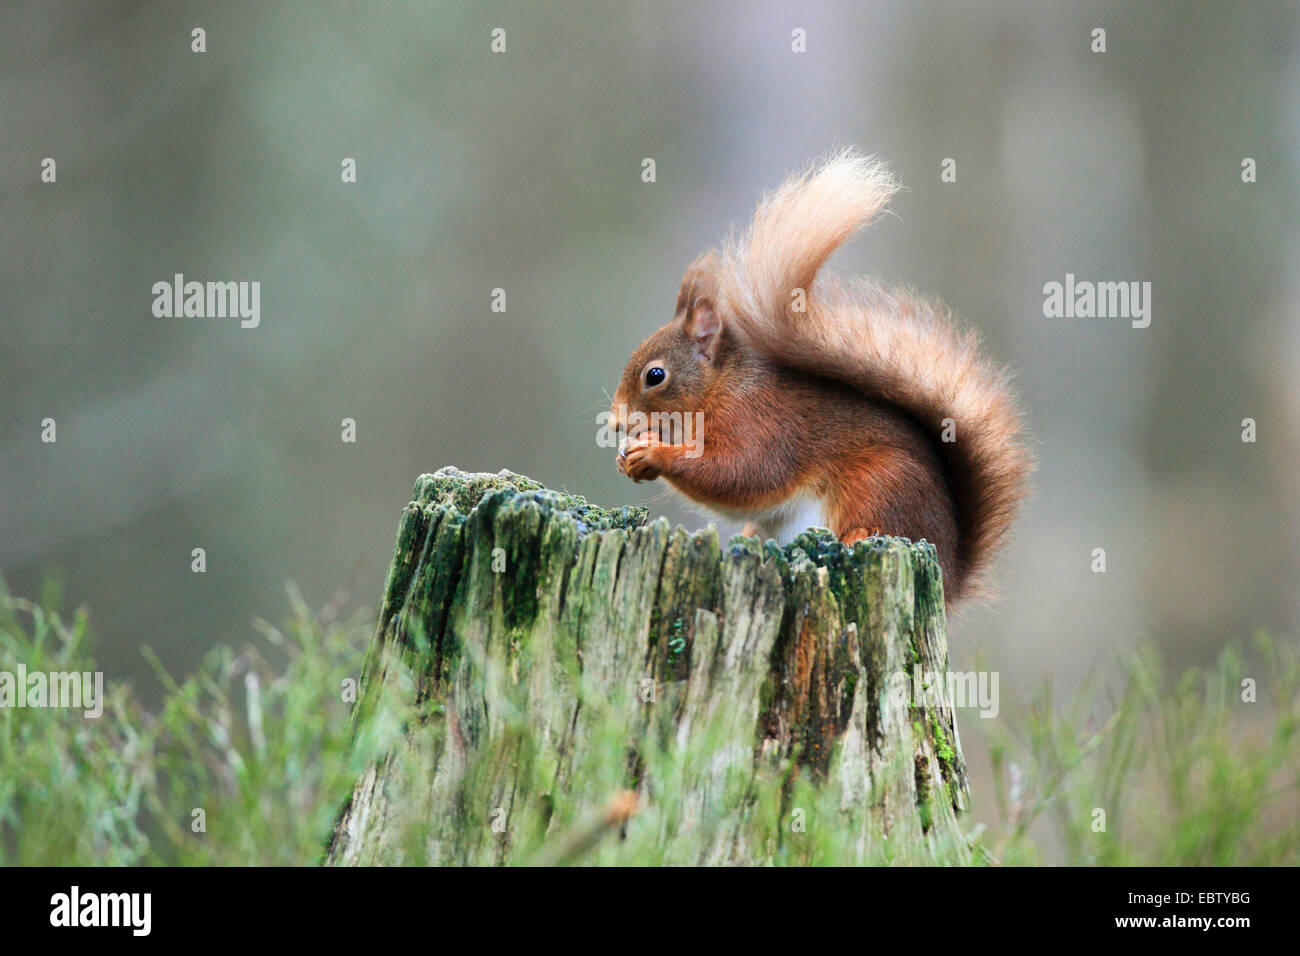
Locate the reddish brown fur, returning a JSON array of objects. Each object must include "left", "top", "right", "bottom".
[{"left": 611, "top": 150, "right": 1031, "bottom": 604}]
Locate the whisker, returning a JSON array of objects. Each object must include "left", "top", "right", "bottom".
[{"left": 574, "top": 395, "right": 616, "bottom": 424}]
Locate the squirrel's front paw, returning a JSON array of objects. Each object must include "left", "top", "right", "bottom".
[{"left": 620, "top": 435, "right": 667, "bottom": 483}]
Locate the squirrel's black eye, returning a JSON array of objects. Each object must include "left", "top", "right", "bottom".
[{"left": 644, "top": 367, "right": 666, "bottom": 388}]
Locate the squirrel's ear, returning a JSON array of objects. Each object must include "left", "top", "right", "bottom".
[
  {"left": 676, "top": 251, "right": 719, "bottom": 316},
  {"left": 684, "top": 297, "right": 723, "bottom": 364}
]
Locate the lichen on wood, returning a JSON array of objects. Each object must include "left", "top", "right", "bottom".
[{"left": 327, "top": 466, "right": 972, "bottom": 865}]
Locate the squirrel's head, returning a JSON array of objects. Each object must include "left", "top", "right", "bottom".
[{"left": 610, "top": 252, "right": 733, "bottom": 443}]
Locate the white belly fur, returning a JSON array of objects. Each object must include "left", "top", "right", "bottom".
[{"left": 713, "top": 491, "right": 832, "bottom": 543}]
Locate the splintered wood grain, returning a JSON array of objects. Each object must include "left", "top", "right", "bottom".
[{"left": 327, "top": 467, "right": 970, "bottom": 866}]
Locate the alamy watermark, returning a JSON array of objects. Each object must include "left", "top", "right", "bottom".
[
  {"left": 50, "top": 886, "right": 150, "bottom": 936},
  {"left": 889, "top": 668, "right": 1000, "bottom": 718},
  {"left": 152, "top": 273, "right": 260, "bottom": 328},
  {"left": 1043, "top": 273, "right": 1151, "bottom": 329},
  {"left": 0, "top": 665, "right": 104, "bottom": 718},
  {"left": 597, "top": 404, "right": 705, "bottom": 458}
]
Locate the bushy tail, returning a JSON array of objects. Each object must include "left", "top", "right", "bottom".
[
  {"left": 717, "top": 149, "right": 900, "bottom": 325},
  {"left": 717, "top": 149, "right": 1032, "bottom": 600}
]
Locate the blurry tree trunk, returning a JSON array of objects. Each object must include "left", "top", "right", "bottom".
[{"left": 326, "top": 467, "right": 971, "bottom": 865}]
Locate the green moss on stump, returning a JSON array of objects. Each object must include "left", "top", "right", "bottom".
[{"left": 414, "top": 466, "right": 648, "bottom": 533}]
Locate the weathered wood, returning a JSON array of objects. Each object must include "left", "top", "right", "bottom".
[{"left": 327, "top": 467, "right": 971, "bottom": 865}]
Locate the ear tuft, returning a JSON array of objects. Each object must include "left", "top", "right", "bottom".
[
  {"left": 685, "top": 297, "right": 722, "bottom": 363},
  {"left": 676, "top": 251, "right": 719, "bottom": 316}
]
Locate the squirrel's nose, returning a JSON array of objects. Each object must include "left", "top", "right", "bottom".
[
  {"left": 609, "top": 403, "right": 628, "bottom": 433},
  {"left": 609, "top": 403, "right": 629, "bottom": 454}
]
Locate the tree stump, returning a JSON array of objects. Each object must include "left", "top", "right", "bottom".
[{"left": 327, "top": 467, "right": 971, "bottom": 865}]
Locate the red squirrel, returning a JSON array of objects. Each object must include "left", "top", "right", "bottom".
[{"left": 610, "top": 150, "right": 1032, "bottom": 604}]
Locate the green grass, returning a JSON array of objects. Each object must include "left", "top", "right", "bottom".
[
  {"left": 0, "top": 578, "right": 404, "bottom": 866},
  {"left": 978, "top": 635, "right": 1300, "bottom": 866},
  {"left": 1, "top": 577, "right": 1296, "bottom": 865}
]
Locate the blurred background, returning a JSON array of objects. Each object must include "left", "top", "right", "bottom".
[{"left": 2, "top": 0, "right": 1298, "bottom": 833}]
